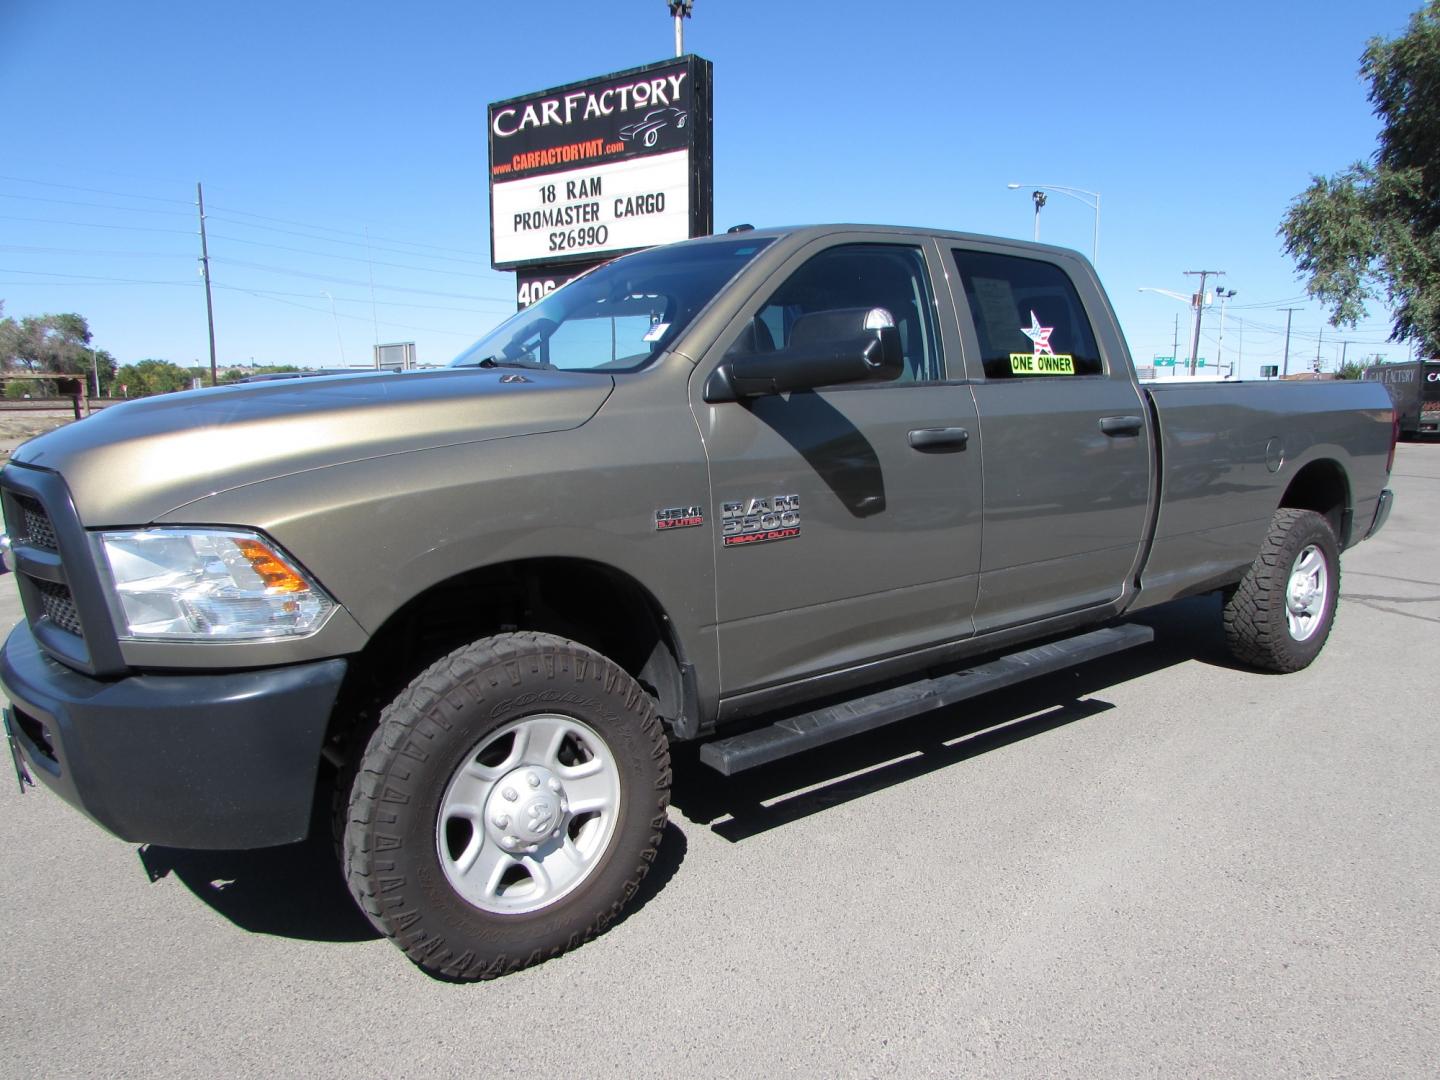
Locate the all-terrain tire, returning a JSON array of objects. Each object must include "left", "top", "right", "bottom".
[
  {"left": 341, "top": 632, "right": 670, "bottom": 980},
  {"left": 1222, "top": 508, "right": 1340, "bottom": 673}
]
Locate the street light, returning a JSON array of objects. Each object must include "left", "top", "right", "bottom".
[
  {"left": 1007, "top": 182, "right": 1101, "bottom": 264},
  {"left": 1215, "top": 287, "right": 1237, "bottom": 376}
]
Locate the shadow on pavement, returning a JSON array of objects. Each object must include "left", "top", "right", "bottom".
[
  {"left": 135, "top": 803, "right": 688, "bottom": 951},
  {"left": 671, "top": 594, "right": 1235, "bottom": 841},
  {"left": 133, "top": 595, "right": 1229, "bottom": 942},
  {"left": 137, "top": 809, "right": 381, "bottom": 943}
]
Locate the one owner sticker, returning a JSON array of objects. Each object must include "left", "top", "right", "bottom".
[
  {"left": 1009, "top": 352, "right": 1076, "bottom": 375},
  {"left": 1010, "top": 310, "right": 1076, "bottom": 375}
]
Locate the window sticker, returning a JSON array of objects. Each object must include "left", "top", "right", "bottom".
[
  {"left": 1010, "top": 310, "right": 1075, "bottom": 375},
  {"left": 643, "top": 322, "right": 670, "bottom": 342},
  {"left": 1009, "top": 352, "right": 1075, "bottom": 375}
]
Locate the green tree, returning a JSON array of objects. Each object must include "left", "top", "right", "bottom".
[
  {"left": 0, "top": 312, "right": 96, "bottom": 374},
  {"left": 218, "top": 364, "right": 303, "bottom": 385},
  {"left": 1336, "top": 360, "right": 1367, "bottom": 380},
  {"left": 114, "top": 359, "right": 193, "bottom": 397},
  {"left": 1280, "top": 2, "right": 1440, "bottom": 355}
]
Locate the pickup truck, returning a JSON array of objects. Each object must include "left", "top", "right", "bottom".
[{"left": 0, "top": 225, "right": 1397, "bottom": 981}]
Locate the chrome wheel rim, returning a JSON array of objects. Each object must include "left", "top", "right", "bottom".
[
  {"left": 437, "top": 714, "right": 620, "bottom": 915},
  {"left": 1285, "top": 544, "right": 1329, "bottom": 642}
]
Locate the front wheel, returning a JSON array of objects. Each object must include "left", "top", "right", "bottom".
[
  {"left": 1222, "top": 508, "right": 1340, "bottom": 673},
  {"left": 341, "top": 632, "right": 670, "bottom": 980}
]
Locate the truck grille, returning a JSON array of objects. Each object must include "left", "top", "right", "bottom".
[
  {"left": 32, "top": 579, "right": 84, "bottom": 637},
  {"left": 0, "top": 468, "right": 126, "bottom": 675},
  {"left": 14, "top": 494, "right": 58, "bottom": 551}
]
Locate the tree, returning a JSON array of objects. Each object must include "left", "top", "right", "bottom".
[
  {"left": 114, "top": 359, "right": 193, "bottom": 397},
  {"left": 1280, "top": 2, "right": 1440, "bottom": 355},
  {"left": 0, "top": 312, "right": 96, "bottom": 375}
]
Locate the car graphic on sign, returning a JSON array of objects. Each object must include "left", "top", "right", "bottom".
[{"left": 619, "top": 107, "right": 688, "bottom": 148}]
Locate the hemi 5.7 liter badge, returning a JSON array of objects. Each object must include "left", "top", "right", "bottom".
[
  {"left": 655, "top": 505, "right": 704, "bottom": 530},
  {"left": 721, "top": 495, "right": 800, "bottom": 547}
]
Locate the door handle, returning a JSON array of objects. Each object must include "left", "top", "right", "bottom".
[
  {"left": 908, "top": 426, "right": 969, "bottom": 452},
  {"left": 1098, "top": 415, "right": 1143, "bottom": 437}
]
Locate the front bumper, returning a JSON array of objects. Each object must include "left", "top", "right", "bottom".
[{"left": 1, "top": 621, "right": 346, "bottom": 850}]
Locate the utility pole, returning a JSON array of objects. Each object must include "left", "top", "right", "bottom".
[
  {"left": 1183, "top": 270, "right": 1223, "bottom": 375},
  {"left": 1172, "top": 314, "right": 1179, "bottom": 368},
  {"left": 1340, "top": 340, "right": 1351, "bottom": 374},
  {"left": 1278, "top": 307, "right": 1303, "bottom": 377},
  {"left": 196, "top": 182, "right": 218, "bottom": 387},
  {"left": 668, "top": 1, "right": 693, "bottom": 57},
  {"left": 1314, "top": 325, "right": 1324, "bottom": 373}
]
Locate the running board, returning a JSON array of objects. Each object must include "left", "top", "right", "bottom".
[{"left": 699, "top": 623, "right": 1155, "bottom": 776}]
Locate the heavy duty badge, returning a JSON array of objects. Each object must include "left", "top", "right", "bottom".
[{"left": 721, "top": 495, "right": 800, "bottom": 546}]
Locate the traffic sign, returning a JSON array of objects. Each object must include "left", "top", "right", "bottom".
[{"left": 1154, "top": 356, "right": 1175, "bottom": 367}]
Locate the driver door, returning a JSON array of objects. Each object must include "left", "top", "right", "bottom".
[{"left": 690, "top": 237, "right": 983, "bottom": 697}]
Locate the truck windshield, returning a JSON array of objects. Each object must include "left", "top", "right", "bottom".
[{"left": 451, "top": 237, "right": 773, "bottom": 373}]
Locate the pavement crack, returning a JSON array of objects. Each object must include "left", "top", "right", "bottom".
[
  {"left": 1343, "top": 592, "right": 1440, "bottom": 604},
  {"left": 1346, "top": 597, "right": 1440, "bottom": 624}
]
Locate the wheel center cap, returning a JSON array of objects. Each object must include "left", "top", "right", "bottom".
[{"left": 485, "top": 767, "right": 568, "bottom": 852}]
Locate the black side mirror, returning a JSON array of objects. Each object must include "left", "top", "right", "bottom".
[{"left": 705, "top": 307, "right": 905, "bottom": 402}]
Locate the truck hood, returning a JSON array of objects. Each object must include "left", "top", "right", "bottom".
[{"left": 9, "top": 368, "right": 614, "bottom": 524}]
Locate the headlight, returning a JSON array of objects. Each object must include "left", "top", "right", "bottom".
[{"left": 98, "top": 528, "right": 336, "bottom": 641}]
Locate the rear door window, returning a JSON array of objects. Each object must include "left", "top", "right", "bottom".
[{"left": 951, "top": 250, "right": 1103, "bottom": 379}]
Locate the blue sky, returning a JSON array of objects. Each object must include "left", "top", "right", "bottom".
[{"left": 0, "top": 0, "right": 1426, "bottom": 377}]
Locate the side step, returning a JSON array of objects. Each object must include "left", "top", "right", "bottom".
[{"left": 698, "top": 623, "right": 1154, "bottom": 776}]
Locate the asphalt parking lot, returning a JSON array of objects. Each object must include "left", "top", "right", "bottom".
[{"left": 1, "top": 443, "right": 1436, "bottom": 1079}]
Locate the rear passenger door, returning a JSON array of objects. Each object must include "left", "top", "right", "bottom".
[{"left": 946, "top": 245, "right": 1152, "bottom": 632}]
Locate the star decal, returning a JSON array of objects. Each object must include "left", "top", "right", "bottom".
[{"left": 1020, "top": 310, "right": 1055, "bottom": 355}]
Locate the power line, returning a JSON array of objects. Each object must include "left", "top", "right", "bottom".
[
  {"left": 0, "top": 174, "right": 193, "bottom": 206},
  {"left": 205, "top": 215, "right": 494, "bottom": 266},
  {"left": 205, "top": 203, "right": 490, "bottom": 258},
  {"left": 207, "top": 233, "right": 501, "bottom": 279},
  {"left": 0, "top": 244, "right": 191, "bottom": 259},
  {"left": 214, "top": 284, "right": 503, "bottom": 314},
  {"left": 0, "top": 213, "right": 196, "bottom": 236},
  {"left": 236, "top": 289, "right": 480, "bottom": 339},
  {"left": 0, "top": 267, "right": 199, "bottom": 286},
  {"left": 0, "top": 191, "right": 192, "bottom": 216},
  {"left": 210, "top": 257, "right": 511, "bottom": 302}
]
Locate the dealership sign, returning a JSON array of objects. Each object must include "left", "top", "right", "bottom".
[{"left": 488, "top": 56, "right": 713, "bottom": 272}]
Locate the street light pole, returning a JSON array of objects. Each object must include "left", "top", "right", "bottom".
[
  {"left": 667, "top": 1, "right": 693, "bottom": 57},
  {"left": 1278, "top": 307, "right": 1303, "bottom": 377},
  {"left": 1007, "top": 182, "right": 1101, "bottom": 263},
  {"left": 1214, "top": 287, "right": 1237, "bottom": 376},
  {"left": 321, "top": 291, "right": 346, "bottom": 365}
]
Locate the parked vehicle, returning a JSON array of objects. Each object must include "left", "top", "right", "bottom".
[
  {"left": 1362, "top": 358, "right": 1440, "bottom": 437},
  {"left": 1, "top": 226, "right": 1396, "bottom": 980}
]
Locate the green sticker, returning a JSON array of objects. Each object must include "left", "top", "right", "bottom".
[{"left": 1009, "top": 352, "right": 1075, "bottom": 376}]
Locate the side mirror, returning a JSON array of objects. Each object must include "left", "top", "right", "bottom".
[{"left": 705, "top": 307, "right": 905, "bottom": 402}]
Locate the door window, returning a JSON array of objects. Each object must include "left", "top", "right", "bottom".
[
  {"left": 730, "top": 244, "right": 944, "bottom": 383},
  {"left": 952, "top": 250, "right": 1103, "bottom": 379}
]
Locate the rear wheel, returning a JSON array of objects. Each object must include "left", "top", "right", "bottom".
[
  {"left": 1222, "top": 508, "right": 1340, "bottom": 673},
  {"left": 341, "top": 632, "right": 670, "bottom": 980}
]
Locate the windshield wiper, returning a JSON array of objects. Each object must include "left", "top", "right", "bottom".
[{"left": 463, "top": 356, "right": 556, "bottom": 371}]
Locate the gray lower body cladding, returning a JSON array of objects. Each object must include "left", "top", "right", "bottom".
[{"left": 1, "top": 623, "right": 346, "bottom": 850}]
